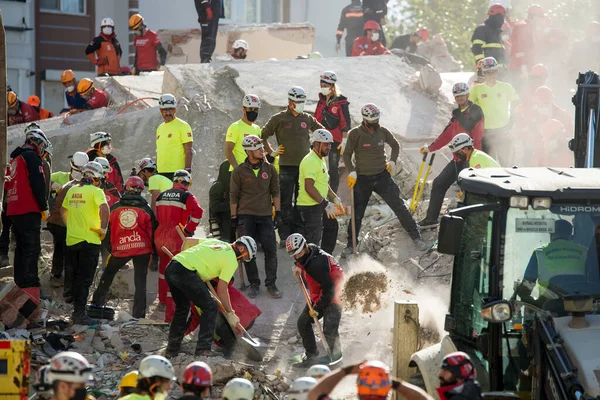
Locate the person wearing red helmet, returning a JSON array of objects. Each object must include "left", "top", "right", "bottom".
[
  {"left": 390, "top": 28, "right": 429, "bottom": 54},
  {"left": 91, "top": 176, "right": 157, "bottom": 319},
  {"left": 471, "top": 4, "right": 507, "bottom": 69},
  {"left": 352, "top": 21, "right": 392, "bottom": 57},
  {"left": 437, "top": 352, "right": 483, "bottom": 400},
  {"left": 362, "top": 0, "right": 389, "bottom": 46},
  {"left": 179, "top": 362, "right": 212, "bottom": 400},
  {"left": 508, "top": 4, "right": 545, "bottom": 86}
]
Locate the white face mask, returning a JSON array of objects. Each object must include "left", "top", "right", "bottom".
[
  {"left": 320, "top": 87, "right": 331, "bottom": 96},
  {"left": 372, "top": 32, "right": 380, "bottom": 41},
  {"left": 66, "top": 86, "right": 75, "bottom": 93},
  {"left": 294, "top": 102, "right": 305, "bottom": 113},
  {"left": 102, "top": 27, "right": 113, "bottom": 36},
  {"left": 134, "top": 30, "right": 142, "bottom": 36},
  {"left": 102, "top": 145, "right": 112, "bottom": 155},
  {"left": 71, "top": 170, "right": 82, "bottom": 180}
]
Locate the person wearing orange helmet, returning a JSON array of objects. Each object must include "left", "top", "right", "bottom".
[
  {"left": 471, "top": 4, "right": 507, "bottom": 69},
  {"left": 85, "top": 17, "right": 122, "bottom": 76},
  {"left": 509, "top": 4, "right": 545, "bottom": 87},
  {"left": 27, "top": 95, "right": 54, "bottom": 120},
  {"left": 308, "top": 361, "right": 433, "bottom": 400},
  {"left": 351, "top": 21, "right": 392, "bottom": 57},
  {"left": 390, "top": 27, "right": 429, "bottom": 54},
  {"left": 77, "top": 78, "right": 108, "bottom": 110},
  {"left": 336, "top": 0, "right": 364, "bottom": 57},
  {"left": 7, "top": 91, "right": 40, "bottom": 126},
  {"left": 60, "top": 69, "right": 87, "bottom": 112},
  {"left": 437, "top": 352, "right": 483, "bottom": 400},
  {"left": 129, "top": 14, "right": 168, "bottom": 74}
]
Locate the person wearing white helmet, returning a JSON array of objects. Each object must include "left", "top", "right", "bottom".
[
  {"left": 33, "top": 365, "right": 53, "bottom": 400},
  {"left": 86, "top": 131, "right": 124, "bottom": 194},
  {"left": 315, "top": 71, "right": 351, "bottom": 193},
  {"left": 448, "top": 133, "right": 499, "bottom": 169},
  {"left": 85, "top": 17, "right": 122, "bottom": 76},
  {"left": 262, "top": 87, "right": 324, "bottom": 242},
  {"left": 286, "top": 233, "right": 344, "bottom": 366},
  {"left": 164, "top": 236, "right": 255, "bottom": 357},
  {"left": 156, "top": 93, "right": 194, "bottom": 180},
  {"left": 194, "top": 0, "right": 224, "bottom": 63},
  {"left": 121, "top": 355, "right": 175, "bottom": 400},
  {"left": 61, "top": 161, "right": 109, "bottom": 325},
  {"left": 343, "top": 104, "right": 427, "bottom": 257},
  {"left": 47, "top": 351, "right": 95, "bottom": 400},
  {"left": 296, "top": 129, "right": 343, "bottom": 254},
  {"left": 289, "top": 377, "right": 317, "bottom": 400},
  {"left": 46, "top": 152, "right": 89, "bottom": 293},
  {"left": 232, "top": 39, "right": 249, "bottom": 60},
  {"left": 225, "top": 94, "right": 264, "bottom": 173},
  {"left": 307, "top": 364, "right": 331, "bottom": 379},
  {"left": 222, "top": 378, "right": 254, "bottom": 400},
  {"left": 418, "top": 82, "right": 485, "bottom": 228},
  {"left": 230, "top": 134, "right": 282, "bottom": 299},
  {"left": 135, "top": 158, "right": 173, "bottom": 213}
]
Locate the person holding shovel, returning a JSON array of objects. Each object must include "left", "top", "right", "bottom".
[{"left": 286, "top": 233, "right": 344, "bottom": 367}]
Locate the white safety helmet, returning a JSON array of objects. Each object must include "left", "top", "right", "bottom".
[
  {"left": 70, "top": 152, "right": 89, "bottom": 170},
  {"left": 26, "top": 128, "right": 52, "bottom": 155},
  {"left": 136, "top": 157, "right": 157, "bottom": 173},
  {"left": 47, "top": 351, "right": 94, "bottom": 384},
  {"left": 308, "top": 52, "right": 323, "bottom": 59},
  {"left": 285, "top": 233, "right": 307, "bottom": 256},
  {"left": 101, "top": 17, "right": 115, "bottom": 27},
  {"left": 173, "top": 169, "right": 192, "bottom": 184},
  {"left": 242, "top": 94, "right": 261, "bottom": 109},
  {"left": 320, "top": 71, "right": 337, "bottom": 84},
  {"left": 95, "top": 157, "right": 111, "bottom": 174},
  {"left": 82, "top": 161, "right": 105, "bottom": 179},
  {"left": 311, "top": 129, "right": 334, "bottom": 144},
  {"left": 233, "top": 39, "right": 249, "bottom": 50},
  {"left": 158, "top": 93, "right": 177, "bottom": 109},
  {"left": 236, "top": 236, "right": 257, "bottom": 261},
  {"left": 242, "top": 135, "right": 263, "bottom": 151},
  {"left": 306, "top": 364, "right": 331, "bottom": 379},
  {"left": 24, "top": 122, "right": 41, "bottom": 135},
  {"left": 288, "top": 377, "right": 317, "bottom": 400},
  {"left": 481, "top": 57, "right": 498, "bottom": 72},
  {"left": 90, "top": 131, "right": 112, "bottom": 147},
  {"left": 448, "top": 133, "right": 473, "bottom": 152},
  {"left": 138, "top": 355, "right": 176, "bottom": 380},
  {"left": 288, "top": 86, "right": 307, "bottom": 102},
  {"left": 33, "top": 365, "right": 54, "bottom": 398},
  {"left": 361, "top": 103, "right": 381, "bottom": 122},
  {"left": 222, "top": 378, "right": 255, "bottom": 400},
  {"left": 452, "top": 82, "right": 470, "bottom": 97}
]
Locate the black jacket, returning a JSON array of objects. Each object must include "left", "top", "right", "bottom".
[
  {"left": 194, "top": 0, "right": 225, "bottom": 23},
  {"left": 296, "top": 244, "right": 336, "bottom": 314},
  {"left": 445, "top": 380, "right": 483, "bottom": 400},
  {"left": 337, "top": 1, "right": 365, "bottom": 47},
  {"left": 471, "top": 14, "right": 506, "bottom": 66},
  {"left": 391, "top": 34, "right": 417, "bottom": 53},
  {"left": 362, "top": 0, "right": 388, "bottom": 21}
]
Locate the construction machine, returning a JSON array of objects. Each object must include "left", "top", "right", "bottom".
[
  {"left": 410, "top": 167, "right": 600, "bottom": 399},
  {"left": 571, "top": 70, "right": 600, "bottom": 167}
]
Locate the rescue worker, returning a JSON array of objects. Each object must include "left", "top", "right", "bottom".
[
  {"left": 155, "top": 170, "right": 203, "bottom": 312},
  {"left": 261, "top": 87, "right": 324, "bottom": 241},
  {"left": 523, "top": 63, "right": 549, "bottom": 103},
  {"left": 418, "top": 82, "right": 485, "bottom": 228},
  {"left": 129, "top": 14, "right": 167, "bottom": 74},
  {"left": 222, "top": 378, "right": 255, "bottom": 400},
  {"left": 121, "top": 355, "right": 175, "bottom": 400},
  {"left": 135, "top": 158, "right": 173, "bottom": 213},
  {"left": 164, "top": 236, "right": 256, "bottom": 357},
  {"left": 530, "top": 86, "right": 571, "bottom": 130},
  {"left": 179, "top": 362, "right": 212, "bottom": 400},
  {"left": 7, "top": 91, "right": 40, "bottom": 126},
  {"left": 92, "top": 176, "right": 156, "bottom": 318},
  {"left": 390, "top": 28, "right": 430, "bottom": 53},
  {"left": 289, "top": 378, "right": 317, "bottom": 400},
  {"left": 343, "top": 104, "right": 427, "bottom": 256},
  {"left": 352, "top": 21, "right": 392, "bottom": 57},
  {"left": 362, "top": 0, "right": 388, "bottom": 46},
  {"left": 209, "top": 160, "right": 232, "bottom": 241},
  {"left": 225, "top": 94, "right": 263, "bottom": 172},
  {"left": 194, "top": 0, "right": 225, "bottom": 63},
  {"left": 509, "top": 4, "right": 545, "bottom": 85},
  {"left": 297, "top": 130, "right": 343, "bottom": 254},
  {"left": 60, "top": 69, "right": 87, "bottom": 112},
  {"left": 437, "top": 352, "right": 483, "bottom": 400},
  {"left": 47, "top": 152, "right": 89, "bottom": 295},
  {"left": 336, "top": 0, "right": 365, "bottom": 57},
  {"left": 156, "top": 94, "right": 194, "bottom": 179},
  {"left": 33, "top": 365, "right": 53, "bottom": 400},
  {"left": 46, "top": 352, "right": 95, "bottom": 400},
  {"left": 232, "top": 39, "right": 249, "bottom": 60},
  {"left": 28, "top": 96, "right": 55, "bottom": 120},
  {"left": 307, "top": 365, "right": 331, "bottom": 379},
  {"left": 471, "top": 4, "right": 506, "bottom": 69},
  {"left": 85, "top": 17, "right": 122, "bottom": 76},
  {"left": 86, "top": 131, "right": 124, "bottom": 193},
  {"left": 61, "top": 161, "right": 109, "bottom": 325},
  {"left": 77, "top": 78, "right": 108, "bottom": 110},
  {"left": 307, "top": 360, "right": 434, "bottom": 400},
  {"left": 95, "top": 157, "right": 121, "bottom": 207},
  {"left": 50, "top": 152, "right": 87, "bottom": 193},
  {"left": 469, "top": 57, "right": 520, "bottom": 164},
  {"left": 315, "top": 71, "right": 351, "bottom": 192},
  {"left": 448, "top": 133, "right": 500, "bottom": 169},
  {"left": 286, "top": 233, "right": 344, "bottom": 366},
  {"left": 230, "top": 135, "right": 282, "bottom": 299},
  {"left": 5, "top": 128, "right": 51, "bottom": 303},
  {"left": 118, "top": 371, "right": 139, "bottom": 398}
]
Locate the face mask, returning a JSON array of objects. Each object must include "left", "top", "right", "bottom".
[
  {"left": 134, "top": 30, "right": 142, "bottom": 36},
  {"left": 456, "top": 151, "right": 468, "bottom": 161},
  {"left": 294, "top": 102, "right": 305, "bottom": 114},
  {"left": 246, "top": 111, "right": 259, "bottom": 122},
  {"left": 71, "top": 170, "right": 82, "bottom": 180},
  {"left": 102, "top": 27, "right": 113, "bottom": 36},
  {"left": 372, "top": 32, "right": 380, "bottom": 41},
  {"left": 320, "top": 87, "right": 331, "bottom": 96},
  {"left": 71, "top": 388, "right": 87, "bottom": 400},
  {"left": 8, "top": 108, "right": 16, "bottom": 116},
  {"left": 102, "top": 145, "right": 112, "bottom": 155},
  {"left": 66, "top": 85, "right": 75, "bottom": 92},
  {"left": 366, "top": 122, "right": 380, "bottom": 130}
]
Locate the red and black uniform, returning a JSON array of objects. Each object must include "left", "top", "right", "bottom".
[
  {"left": 5, "top": 145, "right": 48, "bottom": 301},
  {"left": 102, "top": 181, "right": 121, "bottom": 207},
  {"left": 295, "top": 244, "right": 344, "bottom": 359},
  {"left": 86, "top": 151, "right": 124, "bottom": 194},
  {"left": 92, "top": 194, "right": 156, "bottom": 318},
  {"left": 336, "top": 1, "right": 364, "bottom": 57},
  {"left": 471, "top": 15, "right": 506, "bottom": 67},
  {"left": 8, "top": 101, "right": 40, "bottom": 126},
  {"left": 133, "top": 29, "right": 167, "bottom": 72},
  {"left": 83, "top": 89, "right": 108, "bottom": 110},
  {"left": 423, "top": 102, "right": 484, "bottom": 224},
  {"left": 155, "top": 184, "right": 203, "bottom": 311},
  {"left": 352, "top": 36, "right": 391, "bottom": 57},
  {"left": 85, "top": 33, "right": 122, "bottom": 76},
  {"left": 362, "top": 0, "right": 388, "bottom": 46}
]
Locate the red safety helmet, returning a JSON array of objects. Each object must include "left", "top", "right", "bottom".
[
  {"left": 534, "top": 86, "right": 554, "bottom": 104},
  {"left": 182, "top": 362, "right": 213, "bottom": 387},
  {"left": 416, "top": 27, "right": 430, "bottom": 41},
  {"left": 530, "top": 64, "right": 549, "bottom": 79},
  {"left": 527, "top": 4, "right": 544, "bottom": 17},
  {"left": 440, "top": 352, "right": 476, "bottom": 381},
  {"left": 488, "top": 3, "right": 506, "bottom": 16},
  {"left": 124, "top": 176, "right": 145, "bottom": 194},
  {"left": 364, "top": 20, "right": 381, "bottom": 31}
]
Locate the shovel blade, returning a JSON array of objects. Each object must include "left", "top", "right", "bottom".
[{"left": 240, "top": 336, "right": 263, "bottom": 361}]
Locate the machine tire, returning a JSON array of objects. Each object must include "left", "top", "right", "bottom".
[{"left": 409, "top": 369, "right": 426, "bottom": 390}]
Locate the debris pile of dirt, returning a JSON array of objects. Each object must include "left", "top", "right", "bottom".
[{"left": 342, "top": 272, "right": 389, "bottom": 313}]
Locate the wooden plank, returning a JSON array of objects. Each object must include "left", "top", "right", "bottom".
[{"left": 392, "top": 301, "right": 420, "bottom": 382}]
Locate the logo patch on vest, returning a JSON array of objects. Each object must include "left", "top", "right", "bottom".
[
  {"left": 301, "top": 122, "right": 307, "bottom": 129},
  {"left": 119, "top": 209, "right": 138, "bottom": 229},
  {"left": 261, "top": 172, "right": 268, "bottom": 179}
]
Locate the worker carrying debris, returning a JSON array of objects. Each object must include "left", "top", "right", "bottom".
[
  {"left": 92, "top": 176, "right": 157, "bottom": 319},
  {"left": 286, "top": 233, "right": 344, "bottom": 366},
  {"left": 230, "top": 135, "right": 282, "bottom": 299},
  {"left": 129, "top": 14, "right": 168, "bottom": 74},
  {"left": 437, "top": 352, "right": 483, "bottom": 400},
  {"left": 179, "top": 361, "right": 213, "bottom": 399},
  {"left": 7, "top": 91, "right": 40, "bottom": 126},
  {"left": 418, "top": 82, "right": 484, "bottom": 228},
  {"left": 156, "top": 94, "right": 194, "bottom": 180},
  {"left": 336, "top": 0, "right": 364, "bottom": 56},
  {"left": 352, "top": 21, "right": 392, "bottom": 57},
  {"left": 135, "top": 158, "right": 173, "bottom": 213},
  {"left": 471, "top": 4, "right": 507, "bottom": 69},
  {"left": 121, "top": 355, "right": 176, "bottom": 400},
  {"left": 225, "top": 95, "right": 263, "bottom": 172},
  {"left": 61, "top": 69, "right": 87, "bottom": 112},
  {"left": 164, "top": 236, "right": 256, "bottom": 357},
  {"left": 85, "top": 17, "right": 122, "bottom": 76},
  {"left": 86, "top": 131, "right": 124, "bottom": 193},
  {"left": 77, "top": 78, "right": 108, "bottom": 110},
  {"left": 209, "top": 160, "right": 232, "bottom": 241},
  {"left": 343, "top": 103, "right": 427, "bottom": 255}
]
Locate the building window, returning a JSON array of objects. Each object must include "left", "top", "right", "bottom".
[
  {"left": 40, "top": 0, "right": 85, "bottom": 15},
  {"left": 223, "top": 0, "right": 260, "bottom": 24}
]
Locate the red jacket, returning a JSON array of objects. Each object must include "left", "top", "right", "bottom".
[
  {"left": 5, "top": 146, "right": 47, "bottom": 216},
  {"left": 86, "top": 151, "right": 124, "bottom": 194},
  {"left": 108, "top": 194, "right": 156, "bottom": 258},
  {"left": 104, "top": 182, "right": 121, "bottom": 207},
  {"left": 8, "top": 102, "right": 40, "bottom": 126},
  {"left": 429, "top": 102, "right": 484, "bottom": 161},
  {"left": 85, "top": 89, "right": 108, "bottom": 110},
  {"left": 155, "top": 184, "right": 204, "bottom": 238},
  {"left": 352, "top": 36, "right": 391, "bottom": 57},
  {"left": 509, "top": 20, "right": 537, "bottom": 71},
  {"left": 315, "top": 94, "right": 351, "bottom": 143},
  {"left": 294, "top": 244, "right": 344, "bottom": 308},
  {"left": 134, "top": 29, "right": 164, "bottom": 71}
]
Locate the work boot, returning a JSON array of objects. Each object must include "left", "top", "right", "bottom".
[
  {"left": 0, "top": 255, "right": 10, "bottom": 268},
  {"left": 165, "top": 348, "right": 180, "bottom": 359},
  {"left": 340, "top": 246, "right": 353, "bottom": 259},
  {"left": 248, "top": 284, "right": 260, "bottom": 299},
  {"left": 413, "top": 238, "right": 429, "bottom": 252},
  {"left": 49, "top": 275, "right": 63, "bottom": 288},
  {"left": 194, "top": 348, "right": 220, "bottom": 358},
  {"left": 72, "top": 313, "right": 100, "bottom": 326},
  {"left": 266, "top": 284, "right": 282, "bottom": 299},
  {"left": 292, "top": 352, "right": 320, "bottom": 368},
  {"left": 418, "top": 218, "right": 438, "bottom": 229}
]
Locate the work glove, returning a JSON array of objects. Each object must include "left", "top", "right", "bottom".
[
  {"left": 386, "top": 161, "right": 396, "bottom": 175},
  {"left": 325, "top": 201, "right": 337, "bottom": 219},
  {"left": 292, "top": 266, "right": 302, "bottom": 276},
  {"left": 205, "top": 7, "right": 214, "bottom": 21},
  {"left": 420, "top": 145, "right": 429, "bottom": 154},
  {"left": 347, "top": 171, "right": 357, "bottom": 189},
  {"left": 90, "top": 227, "right": 107, "bottom": 241},
  {"left": 333, "top": 196, "right": 346, "bottom": 216},
  {"left": 309, "top": 309, "right": 319, "bottom": 319},
  {"left": 339, "top": 138, "right": 347, "bottom": 155},
  {"left": 273, "top": 211, "right": 284, "bottom": 230},
  {"left": 51, "top": 182, "right": 62, "bottom": 192},
  {"left": 179, "top": 223, "right": 193, "bottom": 237},
  {"left": 225, "top": 311, "right": 240, "bottom": 329},
  {"left": 41, "top": 211, "right": 48, "bottom": 222},
  {"left": 270, "top": 145, "right": 285, "bottom": 158}
]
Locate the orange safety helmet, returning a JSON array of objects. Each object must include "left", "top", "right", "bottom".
[
  {"left": 530, "top": 63, "right": 549, "bottom": 79},
  {"left": 488, "top": 3, "right": 506, "bottom": 16},
  {"left": 28, "top": 95, "right": 41, "bottom": 107},
  {"left": 364, "top": 20, "right": 381, "bottom": 31},
  {"left": 534, "top": 86, "right": 554, "bottom": 104},
  {"left": 7, "top": 91, "right": 18, "bottom": 109},
  {"left": 416, "top": 27, "right": 430, "bottom": 41},
  {"left": 527, "top": 4, "right": 544, "bottom": 17},
  {"left": 356, "top": 361, "right": 392, "bottom": 397},
  {"left": 129, "top": 14, "right": 144, "bottom": 30},
  {"left": 77, "top": 78, "right": 95, "bottom": 96},
  {"left": 61, "top": 69, "right": 76, "bottom": 83}
]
